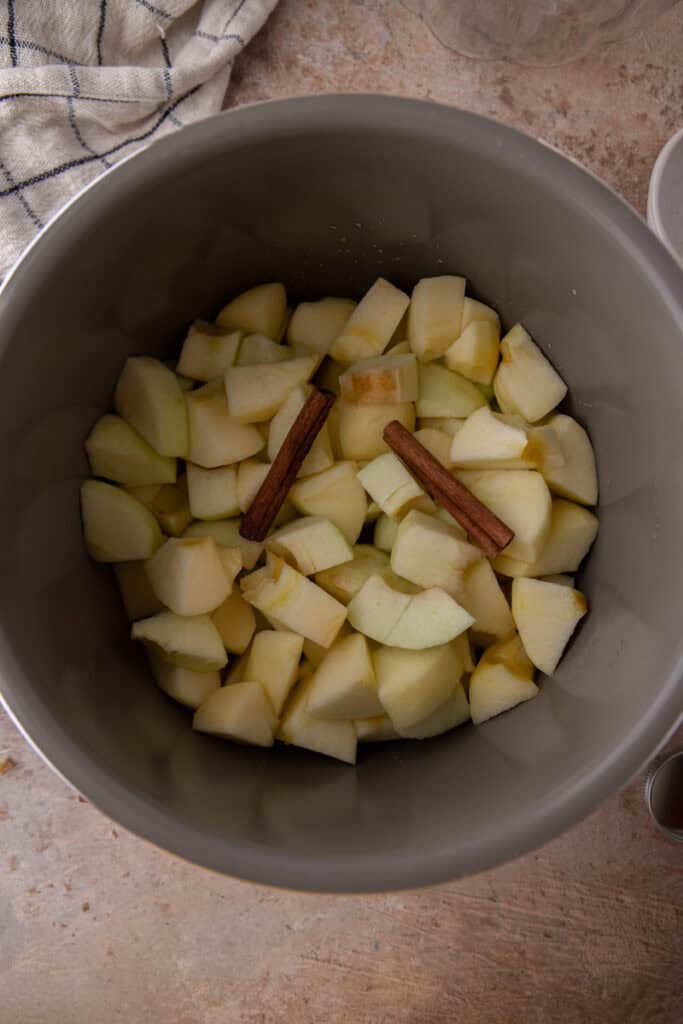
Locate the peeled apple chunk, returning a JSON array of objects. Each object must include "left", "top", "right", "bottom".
[
  {"left": 397, "top": 682, "right": 470, "bottom": 739},
  {"left": 461, "top": 297, "right": 500, "bottom": 330},
  {"left": 493, "top": 324, "right": 567, "bottom": 423},
  {"left": 314, "top": 545, "right": 389, "bottom": 604},
  {"left": 176, "top": 321, "right": 241, "bottom": 381},
  {"left": 236, "top": 334, "right": 292, "bottom": 366},
  {"left": 417, "top": 416, "right": 465, "bottom": 437},
  {"left": 240, "top": 556, "right": 347, "bottom": 648},
  {"left": 449, "top": 407, "right": 530, "bottom": 470},
  {"left": 407, "top": 275, "right": 466, "bottom": 361},
  {"left": 307, "top": 633, "right": 383, "bottom": 720},
  {"left": 132, "top": 611, "right": 227, "bottom": 671},
  {"left": 265, "top": 516, "right": 353, "bottom": 575},
  {"left": 374, "top": 514, "right": 399, "bottom": 553},
  {"left": 186, "top": 462, "right": 239, "bottom": 520},
  {"left": 287, "top": 297, "right": 357, "bottom": 355},
  {"left": 460, "top": 557, "right": 514, "bottom": 646},
  {"left": 469, "top": 633, "right": 539, "bottom": 725},
  {"left": 337, "top": 398, "right": 416, "bottom": 462},
  {"left": 416, "top": 363, "right": 487, "bottom": 419},
  {"left": 194, "top": 681, "right": 277, "bottom": 748},
  {"left": 492, "top": 499, "right": 599, "bottom": 578},
  {"left": 390, "top": 509, "right": 480, "bottom": 596},
  {"left": 114, "top": 560, "right": 163, "bottom": 620},
  {"left": 511, "top": 578, "right": 587, "bottom": 675},
  {"left": 147, "top": 650, "right": 220, "bottom": 709},
  {"left": 329, "top": 278, "right": 410, "bottom": 365},
  {"left": 444, "top": 320, "right": 500, "bottom": 385},
  {"left": 540, "top": 414, "right": 598, "bottom": 505},
  {"left": 288, "top": 461, "right": 367, "bottom": 545},
  {"left": 339, "top": 352, "right": 418, "bottom": 404},
  {"left": 267, "top": 384, "right": 334, "bottom": 477},
  {"left": 85, "top": 414, "right": 176, "bottom": 487},
  {"left": 278, "top": 677, "right": 357, "bottom": 764},
  {"left": 224, "top": 355, "right": 317, "bottom": 423},
  {"left": 357, "top": 452, "right": 426, "bottom": 518},
  {"left": 373, "top": 643, "right": 462, "bottom": 731},
  {"left": 81, "top": 480, "right": 163, "bottom": 562},
  {"left": 457, "top": 469, "right": 552, "bottom": 562},
  {"left": 183, "top": 518, "right": 262, "bottom": 570},
  {"left": 144, "top": 536, "right": 234, "bottom": 616},
  {"left": 216, "top": 282, "right": 287, "bottom": 340},
  {"left": 211, "top": 588, "right": 256, "bottom": 654},
  {"left": 115, "top": 356, "right": 188, "bottom": 457},
  {"left": 354, "top": 715, "right": 399, "bottom": 742},
  {"left": 186, "top": 380, "right": 264, "bottom": 467},
  {"left": 347, "top": 574, "right": 473, "bottom": 649},
  {"left": 140, "top": 482, "right": 192, "bottom": 537},
  {"left": 243, "top": 629, "right": 304, "bottom": 714}
]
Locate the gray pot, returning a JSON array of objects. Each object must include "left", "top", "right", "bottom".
[{"left": 1, "top": 96, "right": 682, "bottom": 892}]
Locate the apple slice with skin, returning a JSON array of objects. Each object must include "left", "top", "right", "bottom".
[
  {"left": 339, "top": 352, "right": 418, "bottom": 404},
  {"left": 86, "top": 414, "right": 176, "bottom": 486},
  {"left": 224, "top": 355, "right": 318, "bottom": 423},
  {"left": 337, "top": 399, "right": 415, "bottom": 461},
  {"left": 115, "top": 356, "right": 188, "bottom": 457},
  {"left": 373, "top": 642, "right": 463, "bottom": 731},
  {"left": 314, "top": 545, "right": 389, "bottom": 604},
  {"left": 145, "top": 536, "right": 235, "bottom": 616},
  {"left": 407, "top": 275, "right": 466, "bottom": 361},
  {"left": 211, "top": 588, "right": 256, "bottom": 654},
  {"left": 288, "top": 461, "right": 367, "bottom": 545},
  {"left": 114, "top": 561, "right": 164, "bottom": 620},
  {"left": 460, "top": 558, "right": 514, "bottom": 646},
  {"left": 390, "top": 509, "right": 480, "bottom": 596},
  {"left": 540, "top": 414, "right": 598, "bottom": 506},
  {"left": 493, "top": 324, "right": 567, "bottom": 423},
  {"left": 469, "top": 633, "right": 539, "bottom": 725},
  {"left": 492, "top": 499, "right": 598, "bottom": 577},
  {"left": 81, "top": 480, "right": 163, "bottom": 562},
  {"left": 278, "top": 676, "right": 357, "bottom": 764},
  {"left": 512, "top": 578, "right": 587, "bottom": 675},
  {"left": 132, "top": 611, "right": 227, "bottom": 671},
  {"left": 457, "top": 469, "right": 552, "bottom": 562},
  {"left": 397, "top": 681, "right": 470, "bottom": 739},
  {"left": 236, "top": 334, "right": 292, "bottom": 366},
  {"left": 177, "top": 321, "right": 241, "bottom": 381},
  {"left": 147, "top": 649, "right": 220, "bottom": 709},
  {"left": 348, "top": 574, "right": 473, "bottom": 649},
  {"left": 243, "top": 629, "right": 304, "bottom": 714},
  {"left": 186, "top": 380, "right": 264, "bottom": 467},
  {"left": 374, "top": 514, "right": 398, "bottom": 553},
  {"left": 307, "top": 633, "right": 383, "bottom": 720},
  {"left": 287, "top": 297, "right": 356, "bottom": 355},
  {"left": 329, "top": 278, "right": 410, "bottom": 365},
  {"left": 357, "top": 452, "right": 426, "bottom": 518},
  {"left": 444, "top": 320, "right": 500, "bottom": 385},
  {"left": 265, "top": 516, "right": 353, "bottom": 575},
  {"left": 186, "top": 462, "right": 239, "bottom": 520},
  {"left": 416, "top": 363, "right": 487, "bottom": 418},
  {"left": 216, "top": 282, "right": 287, "bottom": 340},
  {"left": 194, "top": 681, "right": 277, "bottom": 747},
  {"left": 354, "top": 715, "right": 399, "bottom": 742},
  {"left": 183, "top": 518, "right": 262, "bottom": 570},
  {"left": 268, "top": 384, "right": 334, "bottom": 477}
]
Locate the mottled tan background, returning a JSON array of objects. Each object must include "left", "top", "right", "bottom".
[{"left": 2, "top": 1, "right": 683, "bottom": 1021}]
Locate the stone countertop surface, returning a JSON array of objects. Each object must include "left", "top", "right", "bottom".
[{"left": 2, "top": 2, "right": 683, "bottom": 1021}]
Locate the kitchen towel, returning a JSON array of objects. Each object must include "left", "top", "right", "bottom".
[{"left": 0, "top": 0, "right": 278, "bottom": 278}]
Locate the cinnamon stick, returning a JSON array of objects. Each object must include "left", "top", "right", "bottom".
[
  {"left": 240, "top": 389, "right": 336, "bottom": 542},
  {"left": 382, "top": 420, "right": 514, "bottom": 557}
]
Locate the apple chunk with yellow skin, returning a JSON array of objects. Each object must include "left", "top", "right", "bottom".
[
  {"left": 457, "top": 469, "right": 552, "bottom": 562},
  {"left": 177, "top": 321, "right": 241, "bottom": 381},
  {"left": 265, "top": 516, "right": 353, "bottom": 575},
  {"left": 397, "top": 682, "right": 470, "bottom": 739},
  {"left": 329, "top": 278, "right": 410, "bottom": 365},
  {"left": 460, "top": 558, "right": 514, "bottom": 647},
  {"left": 241, "top": 556, "right": 347, "bottom": 648},
  {"left": 186, "top": 380, "right": 264, "bottom": 467},
  {"left": 339, "top": 352, "right": 418, "bottom": 404},
  {"left": 145, "top": 536, "right": 236, "bottom": 616},
  {"left": 211, "top": 588, "right": 256, "bottom": 654},
  {"left": 147, "top": 649, "right": 220, "bottom": 709},
  {"left": 287, "top": 297, "right": 356, "bottom": 355},
  {"left": 314, "top": 545, "right": 389, "bottom": 604},
  {"left": 86, "top": 414, "right": 176, "bottom": 487},
  {"left": 132, "top": 611, "right": 227, "bottom": 671},
  {"left": 492, "top": 499, "right": 598, "bottom": 578},
  {"left": 337, "top": 399, "right": 415, "bottom": 462},
  {"left": 357, "top": 452, "right": 426, "bottom": 518},
  {"left": 183, "top": 518, "right": 262, "bottom": 570},
  {"left": 407, "top": 275, "right": 466, "bottom": 361},
  {"left": 541, "top": 414, "right": 598, "bottom": 506},
  {"left": 268, "top": 384, "right": 334, "bottom": 477},
  {"left": 307, "top": 633, "right": 383, "bottom": 720},
  {"left": 288, "top": 461, "right": 367, "bottom": 545},
  {"left": 81, "top": 480, "right": 163, "bottom": 562},
  {"left": 186, "top": 462, "right": 239, "bottom": 520},
  {"left": 469, "top": 633, "right": 539, "bottom": 725},
  {"left": 390, "top": 509, "right": 480, "bottom": 597},
  {"left": 243, "top": 629, "right": 304, "bottom": 714},
  {"left": 416, "top": 362, "right": 487, "bottom": 418},
  {"left": 224, "top": 355, "right": 317, "bottom": 423},
  {"left": 278, "top": 677, "right": 357, "bottom": 764},
  {"left": 444, "top": 320, "right": 500, "bottom": 385},
  {"left": 194, "top": 681, "right": 277, "bottom": 748},
  {"left": 216, "top": 282, "right": 287, "bottom": 340},
  {"left": 373, "top": 642, "right": 463, "bottom": 731},
  {"left": 115, "top": 356, "right": 188, "bottom": 457},
  {"left": 347, "top": 574, "right": 473, "bottom": 649},
  {"left": 114, "top": 561, "right": 163, "bottom": 620},
  {"left": 512, "top": 578, "right": 587, "bottom": 675},
  {"left": 493, "top": 324, "right": 567, "bottom": 423}
]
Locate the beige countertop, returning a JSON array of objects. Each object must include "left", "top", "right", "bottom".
[{"left": 2, "top": 2, "right": 683, "bottom": 1021}]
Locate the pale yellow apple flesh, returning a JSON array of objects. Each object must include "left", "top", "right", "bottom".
[
  {"left": 329, "top": 278, "right": 410, "bottom": 365},
  {"left": 144, "top": 536, "right": 233, "bottom": 616},
  {"left": 397, "top": 682, "right": 470, "bottom": 739},
  {"left": 132, "top": 610, "right": 227, "bottom": 671},
  {"left": 373, "top": 643, "right": 463, "bottom": 731},
  {"left": 177, "top": 321, "right": 241, "bottom": 381},
  {"left": 444, "top": 320, "right": 500, "bottom": 385},
  {"left": 224, "top": 355, "right": 317, "bottom": 423},
  {"left": 357, "top": 452, "right": 426, "bottom": 518},
  {"left": 390, "top": 508, "right": 480, "bottom": 596},
  {"left": 493, "top": 323, "right": 567, "bottom": 423},
  {"left": 186, "top": 381, "right": 264, "bottom": 468},
  {"left": 337, "top": 398, "right": 415, "bottom": 461},
  {"left": 492, "top": 499, "right": 598, "bottom": 578},
  {"left": 306, "top": 632, "right": 382, "bottom": 720},
  {"left": 469, "top": 633, "right": 539, "bottom": 725},
  {"left": 287, "top": 297, "right": 357, "bottom": 355},
  {"left": 457, "top": 469, "right": 552, "bottom": 562},
  {"left": 211, "top": 588, "right": 256, "bottom": 654},
  {"left": 147, "top": 649, "right": 220, "bottom": 709},
  {"left": 266, "top": 516, "right": 353, "bottom": 575},
  {"left": 86, "top": 413, "right": 177, "bottom": 487},
  {"left": 115, "top": 356, "right": 188, "bottom": 457},
  {"left": 314, "top": 545, "right": 389, "bottom": 604},
  {"left": 416, "top": 362, "right": 487, "bottom": 418},
  {"left": 183, "top": 518, "right": 263, "bottom": 570},
  {"left": 407, "top": 275, "right": 466, "bottom": 361},
  {"left": 279, "top": 676, "right": 357, "bottom": 763},
  {"left": 243, "top": 629, "right": 304, "bottom": 714},
  {"left": 81, "top": 480, "right": 163, "bottom": 562},
  {"left": 288, "top": 461, "right": 367, "bottom": 544},
  {"left": 512, "top": 578, "right": 587, "bottom": 675},
  {"left": 186, "top": 462, "right": 239, "bottom": 520},
  {"left": 354, "top": 715, "right": 399, "bottom": 742},
  {"left": 339, "top": 352, "right": 418, "bottom": 404},
  {"left": 194, "top": 681, "right": 277, "bottom": 747},
  {"left": 216, "top": 282, "right": 287, "bottom": 340}
]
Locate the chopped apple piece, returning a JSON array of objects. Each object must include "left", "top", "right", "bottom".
[
  {"left": 407, "top": 275, "right": 466, "bottom": 361},
  {"left": 147, "top": 649, "right": 220, "bottom": 709},
  {"left": 492, "top": 499, "right": 599, "bottom": 577},
  {"left": 374, "top": 513, "right": 399, "bottom": 553},
  {"left": 267, "top": 384, "right": 334, "bottom": 477},
  {"left": 412, "top": 428, "right": 454, "bottom": 468},
  {"left": 314, "top": 545, "right": 389, "bottom": 603},
  {"left": 279, "top": 677, "right": 357, "bottom": 764},
  {"left": 329, "top": 278, "right": 410, "bottom": 365},
  {"left": 287, "top": 297, "right": 356, "bottom": 355},
  {"left": 183, "top": 518, "right": 263, "bottom": 570},
  {"left": 337, "top": 399, "right": 415, "bottom": 461},
  {"left": 541, "top": 414, "right": 598, "bottom": 505},
  {"left": 374, "top": 642, "right": 463, "bottom": 731},
  {"left": 460, "top": 558, "right": 514, "bottom": 646},
  {"left": 177, "top": 321, "right": 241, "bottom": 381},
  {"left": 186, "top": 463, "right": 239, "bottom": 520},
  {"left": 216, "top": 282, "right": 287, "bottom": 340},
  {"left": 452, "top": 630, "right": 475, "bottom": 673},
  {"left": 224, "top": 355, "right": 317, "bottom": 423},
  {"left": 114, "top": 561, "right": 164, "bottom": 620},
  {"left": 307, "top": 633, "right": 383, "bottom": 720},
  {"left": 236, "top": 333, "right": 292, "bottom": 366},
  {"left": 431, "top": 505, "right": 467, "bottom": 538},
  {"left": 81, "top": 480, "right": 163, "bottom": 562},
  {"left": 357, "top": 452, "right": 426, "bottom": 518},
  {"left": 457, "top": 469, "right": 552, "bottom": 562},
  {"left": 348, "top": 574, "right": 473, "bottom": 648},
  {"left": 493, "top": 324, "right": 567, "bottom": 423},
  {"left": 450, "top": 407, "right": 530, "bottom": 469},
  {"left": 143, "top": 482, "right": 192, "bottom": 537},
  {"left": 288, "top": 461, "right": 367, "bottom": 544},
  {"left": 416, "top": 363, "right": 487, "bottom": 418},
  {"left": 266, "top": 516, "right": 353, "bottom": 575},
  {"left": 397, "top": 682, "right": 470, "bottom": 739},
  {"left": 85, "top": 414, "right": 176, "bottom": 487},
  {"left": 391, "top": 509, "right": 480, "bottom": 596},
  {"left": 461, "top": 297, "right": 500, "bottom": 330},
  {"left": 339, "top": 352, "right": 418, "bottom": 404},
  {"left": 354, "top": 715, "right": 399, "bottom": 742},
  {"left": 186, "top": 380, "right": 264, "bottom": 467},
  {"left": 194, "top": 681, "right": 277, "bottom": 747},
  {"left": 444, "top": 320, "right": 500, "bottom": 385},
  {"left": 132, "top": 610, "right": 227, "bottom": 671},
  {"left": 145, "top": 536, "right": 233, "bottom": 615},
  {"left": 115, "top": 356, "right": 188, "bottom": 457},
  {"left": 417, "top": 416, "right": 465, "bottom": 437},
  {"left": 469, "top": 633, "right": 538, "bottom": 725},
  {"left": 512, "top": 578, "right": 587, "bottom": 675},
  {"left": 243, "top": 629, "right": 304, "bottom": 714},
  {"left": 211, "top": 588, "right": 256, "bottom": 654},
  {"left": 241, "top": 556, "right": 347, "bottom": 648},
  {"left": 237, "top": 459, "right": 296, "bottom": 525},
  {"left": 302, "top": 622, "right": 352, "bottom": 667}
]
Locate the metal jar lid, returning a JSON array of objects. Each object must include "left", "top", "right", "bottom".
[{"left": 644, "top": 750, "right": 683, "bottom": 842}]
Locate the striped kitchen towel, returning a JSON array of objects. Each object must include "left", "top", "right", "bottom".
[{"left": 0, "top": 0, "right": 279, "bottom": 279}]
